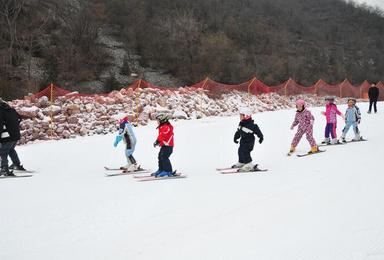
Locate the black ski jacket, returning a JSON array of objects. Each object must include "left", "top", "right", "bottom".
[
  {"left": 0, "top": 101, "right": 21, "bottom": 143},
  {"left": 234, "top": 118, "right": 263, "bottom": 147},
  {"left": 368, "top": 86, "right": 379, "bottom": 101}
]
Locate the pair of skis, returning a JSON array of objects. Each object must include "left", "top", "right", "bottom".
[
  {"left": 287, "top": 138, "right": 368, "bottom": 157},
  {"left": 0, "top": 169, "right": 35, "bottom": 179},
  {"left": 104, "top": 167, "right": 186, "bottom": 181},
  {"left": 287, "top": 149, "right": 326, "bottom": 157},
  {"left": 216, "top": 166, "right": 268, "bottom": 174},
  {"left": 318, "top": 138, "right": 367, "bottom": 147}
]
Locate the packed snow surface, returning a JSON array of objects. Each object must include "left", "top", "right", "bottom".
[{"left": 1, "top": 102, "right": 384, "bottom": 260}]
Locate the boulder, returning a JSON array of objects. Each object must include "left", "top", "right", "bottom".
[
  {"left": 62, "top": 130, "right": 71, "bottom": 138},
  {"left": 173, "top": 110, "right": 188, "bottom": 119},
  {"left": 37, "top": 96, "right": 50, "bottom": 107},
  {"left": 17, "top": 106, "right": 40, "bottom": 118},
  {"left": 67, "top": 115, "right": 79, "bottom": 124}
]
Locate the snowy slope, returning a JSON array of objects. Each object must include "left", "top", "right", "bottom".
[{"left": 1, "top": 102, "right": 384, "bottom": 260}]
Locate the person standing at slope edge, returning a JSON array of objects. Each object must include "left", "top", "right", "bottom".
[
  {"left": 368, "top": 83, "right": 379, "bottom": 114},
  {"left": 289, "top": 99, "right": 319, "bottom": 155},
  {"left": 232, "top": 107, "right": 264, "bottom": 172},
  {"left": 0, "top": 99, "right": 26, "bottom": 176},
  {"left": 152, "top": 113, "right": 176, "bottom": 177}
]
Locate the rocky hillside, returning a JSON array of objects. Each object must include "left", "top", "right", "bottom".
[{"left": 1, "top": 0, "right": 383, "bottom": 100}]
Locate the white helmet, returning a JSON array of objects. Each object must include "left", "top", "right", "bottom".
[
  {"left": 155, "top": 112, "right": 169, "bottom": 123},
  {"left": 239, "top": 107, "right": 252, "bottom": 116}
]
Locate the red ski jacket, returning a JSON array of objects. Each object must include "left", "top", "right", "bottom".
[{"left": 157, "top": 123, "right": 174, "bottom": 147}]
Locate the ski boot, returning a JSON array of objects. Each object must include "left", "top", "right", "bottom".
[
  {"left": 151, "top": 170, "right": 161, "bottom": 177},
  {"left": 0, "top": 166, "right": 14, "bottom": 177},
  {"left": 308, "top": 146, "right": 319, "bottom": 154},
  {"left": 253, "top": 164, "right": 263, "bottom": 172},
  {"left": 155, "top": 171, "right": 172, "bottom": 178},
  {"left": 352, "top": 134, "right": 362, "bottom": 141},
  {"left": 239, "top": 163, "right": 254, "bottom": 172},
  {"left": 321, "top": 138, "right": 330, "bottom": 144},
  {"left": 123, "top": 163, "right": 140, "bottom": 173},
  {"left": 288, "top": 146, "right": 296, "bottom": 156},
  {"left": 9, "top": 164, "right": 26, "bottom": 171},
  {"left": 340, "top": 135, "right": 346, "bottom": 143},
  {"left": 231, "top": 163, "right": 245, "bottom": 169},
  {"left": 331, "top": 138, "right": 340, "bottom": 145}
]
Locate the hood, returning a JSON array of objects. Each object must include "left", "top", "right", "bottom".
[{"left": 0, "top": 101, "right": 11, "bottom": 110}]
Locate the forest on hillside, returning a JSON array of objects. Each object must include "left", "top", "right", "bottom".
[{"left": 1, "top": 0, "right": 384, "bottom": 99}]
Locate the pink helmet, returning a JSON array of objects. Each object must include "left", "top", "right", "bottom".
[{"left": 295, "top": 99, "right": 306, "bottom": 107}]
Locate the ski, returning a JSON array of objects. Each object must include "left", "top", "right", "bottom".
[
  {"left": 0, "top": 174, "right": 33, "bottom": 179},
  {"left": 345, "top": 138, "right": 367, "bottom": 143},
  {"left": 104, "top": 166, "right": 126, "bottom": 171},
  {"left": 12, "top": 170, "right": 36, "bottom": 174},
  {"left": 136, "top": 174, "right": 187, "bottom": 182},
  {"left": 105, "top": 169, "right": 149, "bottom": 177},
  {"left": 216, "top": 167, "right": 236, "bottom": 171},
  {"left": 317, "top": 142, "right": 346, "bottom": 147},
  {"left": 220, "top": 168, "right": 268, "bottom": 174},
  {"left": 297, "top": 150, "right": 326, "bottom": 157}
]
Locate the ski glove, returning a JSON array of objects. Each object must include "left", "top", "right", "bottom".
[
  {"left": 234, "top": 131, "right": 240, "bottom": 144},
  {"left": 153, "top": 140, "right": 160, "bottom": 147},
  {"left": 259, "top": 137, "right": 264, "bottom": 144},
  {"left": 114, "top": 135, "right": 123, "bottom": 147}
]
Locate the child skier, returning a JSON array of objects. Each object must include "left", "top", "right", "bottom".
[
  {"left": 289, "top": 99, "right": 318, "bottom": 154},
  {"left": 341, "top": 98, "right": 362, "bottom": 142},
  {"left": 152, "top": 113, "right": 175, "bottom": 177},
  {"left": 321, "top": 96, "right": 344, "bottom": 144},
  {"left": 232, "top": 107, "right": 264, "bottom": 172},
  {"left": 113, "top": 115, "right": 139, "bottom": 172}
]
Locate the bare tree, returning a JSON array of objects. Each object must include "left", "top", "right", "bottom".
[{"left": 0, "top": 0, "right": 25, "bottom": 67}]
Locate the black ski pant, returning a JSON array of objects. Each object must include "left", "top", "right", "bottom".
[
  {"left": 158, "top": 146, "right": 173, "bottom": 173},
  {"left": 0, "top": 141, "right": 21, "bottom": 169},
  {"left": 369, "top": 99, "right": 378, "bottom": 113},
  {"left": 238, "top": 142, "right": 254, "bottom": 164}
]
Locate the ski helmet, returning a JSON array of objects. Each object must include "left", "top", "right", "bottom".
[
  {"left": 325, "top": 96, "right": 335, "bottom": 101},
  {"left": 295, "top": 99, "right": 306, "bottom": 107},
  {"left": 112, "top": 113, "right": 130, "bottom": 124},
  {"left": 155, "top": 112, "right": 169, "bottom": 123},
  {"left": 239, "top": 107, "right": 252, "bottom": 117}
]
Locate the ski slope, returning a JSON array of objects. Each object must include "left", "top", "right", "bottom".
[{"left": 1, "top": 102, "right": 384, "bottom": 260}]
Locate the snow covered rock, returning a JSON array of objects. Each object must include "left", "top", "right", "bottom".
[
  {"left": 17, "top": 106, "right": 40, "bottom": 118},
  {"left": 42, "top": 105, "right": 61, "bottom": 116},
  {"left": 173, "top": 110, "right": 188, "bottom": 119},
  {"left": 37, "top": 96, "right": 50, "bottom": 107}
]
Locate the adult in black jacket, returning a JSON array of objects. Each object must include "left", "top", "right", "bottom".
[
  {"left": 0, "top": 99, "right": 24, "bottom": 175},
  {"left": 233, "top": 107, "right": 263, "bottom": 171},
  {"left": 368, "top": 83, "right": 379, "bottom": 113}
]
